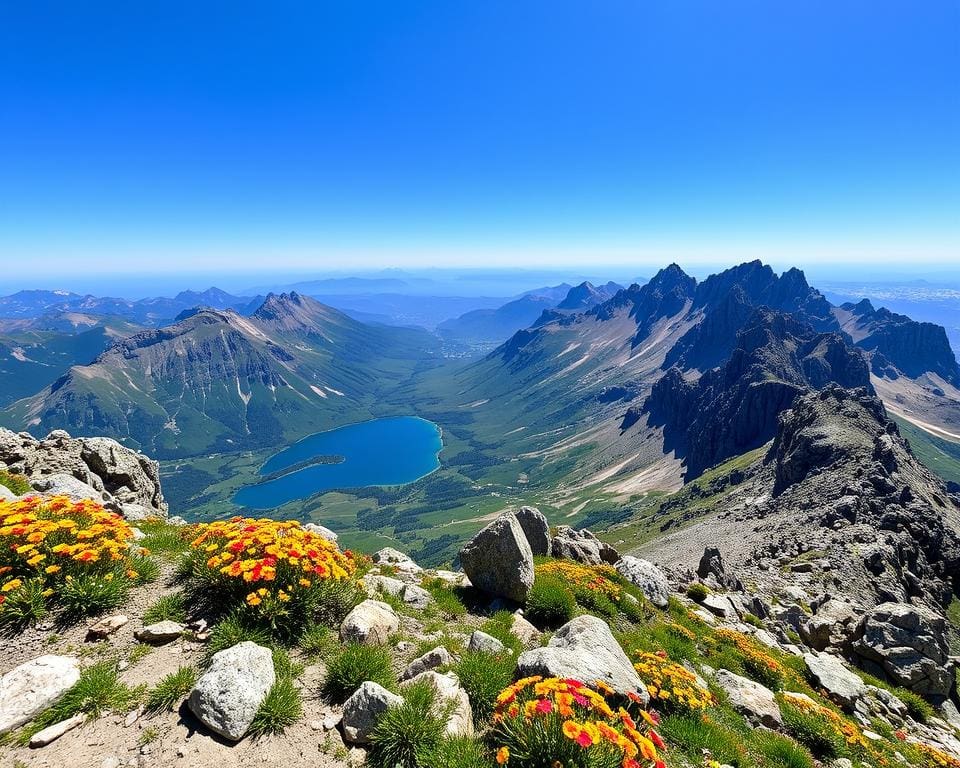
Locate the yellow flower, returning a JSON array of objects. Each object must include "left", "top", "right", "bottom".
[
  {"left": 496, "top": 746, "right": 509, "bottom": 765},
  {"left": 45, "top": 565, "right": 62, "bottom": 574},
  {"left": 2, "top": 579, "right": 23, "bottom": 592}
]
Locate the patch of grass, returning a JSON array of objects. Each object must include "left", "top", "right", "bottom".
[
  {"left": 778, "top": 697, "right": 848, "bottom": 760},
  {"left": 142, "top": 593, "right": 186, "bottom": 624},
  {"left": 453, "top": 650, "right": 515, "bottom": 724},
  {"left": 138, "top": 727, "right": 160, "bottom": 747},
  {"left": 323, "top": 643, "right": 395, "bottom": 703},
  {"left": 23, "top": 661, "right": 141, "bottom": 742},
  {"left": 146, "top": 666, "right": 197, "bottom": 713},
  {"left": 368, "top": 680, "right": 446, "bottom": 768},
  {"left": 128, "top": 553, "right": 161, "bottom": 585},
  {"left": 60, "top": 571, "right": 130, "bottom": 617},
  {"left": 752, "top": 730, "right": 814, "bottom": 768},
  {"left": 299, "top": 624, "right": 339, "bottom": 659},
  {"left": 129, "top": 643, "right": 153, "bottom": 664},
  {"left": 422, "top": 736, "right": 489, "bottom": 768},
  {"left": 139, "top": 521, "right": 193, "bottom": 560},
  {"left": 202, "top": 614, "right": 272, "bottom": 666},
  {"left": 421, "top": 577, "right": 468, "bottom": 618},
  {"left": 0, "top": 578, "right": 48, "bottom": 634},
  {"left": 524, "top": 575, "right": 576, "bottom": 629},
  {"left": 686, "top": 582, "right": 709, "bottom": 601},
  {"left": 659, "top": 712, "right": 751, "bottom": 767},
  {"left": 250, "top": 676, "right": 302, "bottom": 737},
  {"left": 0, "top": 469, "right": 31, "bottom": 495},
  {"left": 478, "top": 611, "right": 523, "bottom": 654}
]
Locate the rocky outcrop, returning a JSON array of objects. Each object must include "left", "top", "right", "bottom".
[
  {"left": 0, "top": 428, "right": 167, "bottom": 516},
  {"left": 0, "top": 655, "right": 81, "bottom": 735},
  {"left": 803, "top": 652, "right": 867, "bottom": 712},
  {"left": 849, "top": 603, "right": 956, "bottom": 700},
  {"left": 514, "top": 506, "right": 551, "bottom": 556},
  {"left": 516, "top": 615, "right": 647, "bottom": 700},
  {"left": 615, "top": 556, "right": 670, "bottom": 608},
  {"left": 551, "top": 526, "right": 619, "bottom": 566},
  {"left": 188, "top": 641, "right": 275, "bottom": 741},
  {"left": 341, "top": 682, "right": 403, "bottom": 744},
  {"left": 459, "top": 513, "right": 535, "bottom": 602}
]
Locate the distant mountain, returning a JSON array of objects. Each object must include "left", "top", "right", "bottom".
[
  {"left": 556, "top": 281, "right": 622, "bottom": 311},
  {"left": 437, "top": 294, "right": 559, "bottom": 344},
  {"left": 0, "top": 287, "right": 258, "bottom": 325},
  {"left": 2, "top": 293, "right": 439, "bottom": 457}
]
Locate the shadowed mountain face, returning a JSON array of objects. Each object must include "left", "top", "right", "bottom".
[{"left": 2, "top": 293, "right": 438, "bottom": 458}]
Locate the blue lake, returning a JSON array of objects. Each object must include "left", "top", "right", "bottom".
[{"left": 233, "top": 416, "right": 443, "bottom": 509}]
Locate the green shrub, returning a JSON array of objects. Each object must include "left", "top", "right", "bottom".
[
  {"left": 659, "top": 712, "right": 750, "bottom": 767},
  {"left": 453, "top": 650, "right": 515, "bottom": 724},
  {"left": 60, "top": 571, "right": 129, "bottom": 616},
  {"left": 0, "top": 577, "right": 48, "bottom": 633},
  {"left": 143, "top": 593, "right": 186, "bottom": 624},
  {"left": 752, "top": 730, "right": 814, "bottom": 768},
  {"left": 250, "top": 676, "right": 302, "bottom": 736},
  {"left": 778, "top": 698, "right": 848, "bottom": 760},
  {"left": 146, "top": 666, "right": 197, "bottom": 713},
  {"left": 422, "top": 736, "right": 489, "bottom": 768},
  {"left": 0, "top": 470, "right": 31, "bottom": 496},
  {"left": 525, "top": 575, "right": 576, "bottom": 628},
  {"left": 139, "top": 523, "right": 193, "bottom": 561},
  {"left": 323, "top": 643, "right": 394, "bottom": 703},
  {"left": 368, "top": 680, "right": 445, "bottom": 768},
  {"left": 686, "top": 582, "right": 709, "bottom": 601}
]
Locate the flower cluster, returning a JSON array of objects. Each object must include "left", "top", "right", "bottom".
[
  {"left": 0, "top": 496, "right": 144, "bottom": 603},
  {"left": 536, "top": 561, "right": 623, "bottom": 602},
  {"left": 916, "top": 743, "right": 960, "bottom": 768},
  {"left": 492, "top": 676, "right": 667, "bottom": 768},
  {"left": 713, "top": 628, "right": 786, "bottom": 689},
  {"left": 782, "top": 693, "right": 871, "bottom": 752},
  {"left": 633, "top": 651, "right": 714, "bottom": 712},
  {"left": 187, "top": 517, "right": 357, "bottom": 627}
]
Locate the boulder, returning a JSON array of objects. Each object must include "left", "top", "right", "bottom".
[
  {"left": 363, "top": 574, "right": 406, "bottom": 598},
  {"left": 188, "top": 641, "right": 275, "bottom": 741},
  {"left": 551, "top": 526, "right": 619, "bottom": 565},
  {"left": 615, "top": 556, "right": 670, "bottom": 608},
  {"left": 459, "top": 513, "right": 534, "bottom": 602},
  {"left": 516, "top": 615, "right": 647, "bottom": 701},
  {"left": 0, "top": 655, "right": 81, "bottom": 735},
  {"left": 803, "top": 652, "right": 866, "bottom": 711},
  {"left": 304, "top": 522, "right": 339, "bottom": 542},
  {"left": 432, "top": 570, "right": 470, "bottom": 587},
  {"left": 341, "top": 682, "right": 403, "bottom": 744},
  {"left": 372, "top": 547, "right": 422, "bottom": 575},
  {"left": 402, "top": 671, "right": 473, "bottom": 736},
  {"left": 713, "top": 669, "right": 782, "bottom": 728},
  {"left": 401, "top": 647, "right": 455, "bottom": 681},
  {"left": 30, "top": 473, "right": 105, "bottom": 502},
  {"left": 514, "top": 506, "right": 551, "bottom": 556},
  {"left": 340, "top": 600, "right": 399, "bottom": 646},
  {"left": 468, "top": 630, "right": 506, "bottom": 654},
  {"left": 702, "top": 594, "right": 740, "bottom": 620},
  {"left": 849, "top": 602, "right": 955, "bottom": 698},
  {"left": 134, "top": 621, "right": 185, "bottom": 644}
]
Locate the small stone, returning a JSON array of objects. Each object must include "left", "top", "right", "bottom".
[
  {"left": 467, "top": 630, "right": 506, "bottom": 654},
  {"left": 101, "top": 759, "right": 121, "bottom": 768},
  {"left": 28, "top": 714, "right": 85, "bottom": 747},
  {"left": 401, "top": 647, "right": 454, "bottom": 681},
  {"left": 87, "top": 614, "right": 129, "bottom": 640},
  {"left": 341, "top": 682, "right": 404, "bottom": 744},
  {"left": 310, "top": 719, "right": 324, "bottom": 731},
  {"left": 124, "top": 708, "right": 142, "bottom": 727},
  {"left": 134, "top": 621, "right": 185, "bottom": 645}
]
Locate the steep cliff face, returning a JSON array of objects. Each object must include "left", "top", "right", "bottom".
[
  {"left": 836, "top": 299, "right": 960, "bottom": 385},
  {"left": 642, "top": 310, "right": 872, "bottom": 478}
]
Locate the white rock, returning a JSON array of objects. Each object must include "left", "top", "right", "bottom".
[
  {"left": 0, "top": 655, "right": 81, "bottom": 735},
  {"left": 467, "top": 630, "right": 506, "bottom": 654},
  {"left": 402, "top": 671, "right": 473, "bottom": 736},
  {"left": 188, "top": 641, "right": 275, "bottom": 741},
  {"left": 134, "top": 620, "right": 185, "bottom": 644},
  {"left": 341, "top": 681, "right": 403, "bottom": 744},
  {"left": 304, "top": 522, "right": 339, "bottom": 542},
  {"left": 615, "top": 556, "right": 671, "bottom": 608},
  {"left": 340, "top": 600, "right": 399, "bottom": 646},
  {"left": 400, "top": 647, "right": 454, "bottom": 681},
  {"left": 713, "top": 669, "right": 781, "bottom": 728},
  {"left": 28, "top": 713, "right": 85, "bottom": 747}
]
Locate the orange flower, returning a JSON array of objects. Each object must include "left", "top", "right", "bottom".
[{"left": 495, "top": 747, "right": 509, "bottom": 765}]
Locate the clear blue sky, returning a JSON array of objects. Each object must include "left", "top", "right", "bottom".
[{"left": 1, "top": 1, "right": 957, "bottom": 276}]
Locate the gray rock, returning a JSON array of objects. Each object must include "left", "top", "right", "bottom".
[
  {"left": 304, "top": 522, "right": 339, "bottom": 542},
  {"left": 0, "top": 655, "right": 81, "bottom": 735},
  {"left": 0, "top": 484, "right": 18, "bottom": 501},
  {"left": 803, "top": 652, "right": 866, "bottom": 711},
  {"left": 188, "top": 641, "right": 275, "bottom": 741},
  {"left": 459, "top": 512, "right": 534, "bottom": 602},
  {"left": 713, "top": 669, "right": 782, "bottom": 728},
  {"left": 371, "top": 547, "right": 422, "bottom": 574},
  {"left": 510, "top": 613, "right": 542, "bottom": 648},
  {"left": 432, "top": 569, "right": 470, "bottom": 587},
  {"left": 400, "top": 647, "right": 455, "bottom": 681},
  {"left": 363, "top": 574, "right": 406, "bottom": 598},
  {"left": 341, "top": 682, "right": 403, "bottom": 744},
  {"left": 28, "top": 713, "right": 85, "bottom": 747},
  {"left": 514, "top": 506, "right": 551, "bottom": 556},
  {"left": 87, "top": 614, "right": 129, "bottom": 640},
  {"left": 402, "top": 671, "right": 473, "bottom": 736},
  {"left": 467, "top": 630, "right": 505, "bottom": 654},
  {"left": 849, "top": 602, "right": 955, "bottom": 698},
  {"left": 516, "top": 615, "right": 647, "bottom": 701},
  {"left": 340, "top": 600, "right": 399, "bottom": 646},
  {"left": 702, "top": 593, "right": 740, "bottom": 619},
  {"left": 134, "top": 620, "right": 185, "bottom": 644},
  {"left": 401, "top": 584, "right": 432, "bottom": 609},
  {"left": 551, "top": 526, "right": 619, "bottom": 565},
  {"left": 615, "top": 556, "right": 670, "bottom": 608},
  {"left": 30, "top": 473, "right": 105, "bottom": 502}
]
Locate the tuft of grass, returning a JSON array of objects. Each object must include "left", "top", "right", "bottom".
[
  {"left": 299, "top": 624, "right": 339, "bottom": 659},
  {"left": 60, "top": 571, "right": 130, "bottom": 617},
  {"left": 524, "top": 575, "right": 576, "bottom": 629},
  {"left": 23, "top": 661, "right": 141, "bottom": 742},
  {"left": 453, "top": 650, "right": 515, "bottom": 724},
  {"left": 146, "top": 666, "right": 197, "bottom": 713},
  {"left": 0, "top": 578, "right": 48, "bottom": 634},
  {"left": 202, "top": 613, "right": 272, "bottom": 666},
  {"left": 753, "top": 730, "right": 815, "bottom": 768},
  {"left": 129, "top": 643, "right": 153, "bottom": 664},
  {"left": 421, "top": 577, "right": 467, "bottom": 618},
  {"left": 250, "top": 675, "right": 302, "bottom": 737},
  {"left": 128, "top": 553, "right": 161, "bottom": 585},
  {"left": 658, "top": 712, "right": 750, "bottom": 767},
  {"left": 778, "top": 698, "right": 848, "bottom": 760},
  {"left": 143, "top": 593, "right": 186, "bottom": 624},
  {"left": 686, "top": 582, "right": 710, "bottom": 601},
  {"left": 323, "top": 643, "right": 394, "bottom": 703},
  {"left": 139, "top": 522, "right": 193, "bottom": 561},
  {"left": 368, "top": 680, "right": 445, "bottom": 768},
  {"left": 422, "top": 736, "right": 490, "bottom": 768},
  {"left": 0, "top": 469, "right": 31, "bottom": 496}
]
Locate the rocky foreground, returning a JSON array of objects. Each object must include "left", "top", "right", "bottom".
[{"left": 0, "top": 403, "right": 959, "bottom": 768}]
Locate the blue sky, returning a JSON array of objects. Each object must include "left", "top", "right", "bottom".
[{"left": 1, "top": 1, "right": 957, "bottom": 277}]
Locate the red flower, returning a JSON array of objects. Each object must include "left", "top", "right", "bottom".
[
  {"left": 534, "top": 699, "right": 553, "bottom": 714},
  {"left": 650, "top": 730, "right": 665, "bottom": 749},
  {"left": 576, "top": 731, "right": 593, "bottom": 748}
]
